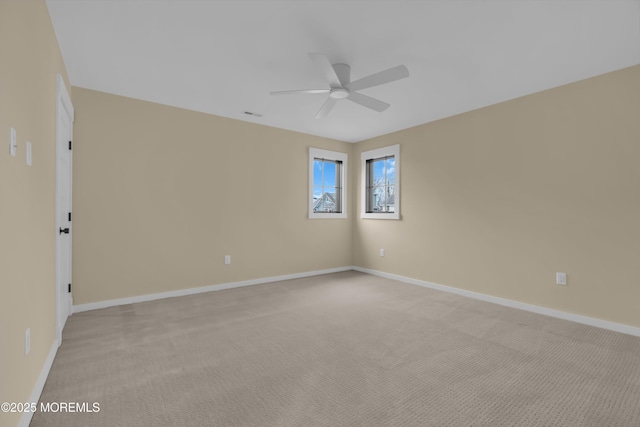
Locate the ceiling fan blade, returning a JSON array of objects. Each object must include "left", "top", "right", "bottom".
[
  {"left": 315, "top": 97, "right": 338, "bottom": 119},
  {"left": 347, "top": 92, "right": 390, "bottom": 112},
  {"left": 309, "top": 53, "right": 342, "bottom": 88},
  {"left": 345, "top": 65, "right": 409, "bottom": 92},
  {"left": 270, "top": 89, "right": 330, "bottom": 95}
]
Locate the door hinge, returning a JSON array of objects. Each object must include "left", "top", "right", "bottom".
[
  {"left": 69, "top": 140, "right": 72, "bottom": 150},
  {"left": 68, "top": 283, "right": 71, "bottom": 293},
  {"left": 68, "top": 212, "right": 72, "bottom": 222}
]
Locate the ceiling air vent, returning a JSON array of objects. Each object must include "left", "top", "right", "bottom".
[{"left": 241, "top": 110, "right": 263, "bottom": 118}]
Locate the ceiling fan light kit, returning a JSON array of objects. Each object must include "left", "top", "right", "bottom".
[
  {"left": 329, "top": 88, "right": 349, "bottom": 99},
  {"left": 271, "top": 53, "right": 409, "bottom": 119}
]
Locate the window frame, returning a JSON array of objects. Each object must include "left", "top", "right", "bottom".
[
  {"left": 361, "top": 144, "right": 400, "bottom": 220},
  {"left": 309, "top": 147, "right": 348, "bottom": 219}
]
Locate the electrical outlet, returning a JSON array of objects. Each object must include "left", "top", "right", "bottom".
[
  {"left": 380, "top": 248, "right": 385, "bottom": 257},
  {"left": 224, "top": 255, "right": 231, "bottom": 265},
  {"left": 556, "top": 272, "right": 567, "bottom": 286},
  {"left": 25, "top": 328, "right": 30, "bottom": 355}
]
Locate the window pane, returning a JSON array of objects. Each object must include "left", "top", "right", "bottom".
[
  {"left": 372, "top": 159, "right": 385, "bottom": 184},
  {"left": 313, "top": 186, "right": 323, "bottom": 201},
  {"left": 324, "top": 190, "right": 337, "bottom": 212},
  {"left": 313, "top": 185, "right": 341, "bottom": 213},
  {"left": 373, "top": 186, "right": 386, "bottom": 211},
  {"left": 386, "top": 157, "right": 395, "bottom": 184},
  {"left": 313, "top": 187, "right": 323, "bottom": 212},
  {"left": 313, "top": 160, "right": 323, "bottom": 187},
  {"left": 323, "top": 161, "right": 337, "bottom": 187}
]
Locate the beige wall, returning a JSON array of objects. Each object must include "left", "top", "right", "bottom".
[
  {"left": 71, "top": 88, "right": 352, "bottom": 304},
  {"left": 353, "top": 65, "right": 640, "bottom": 328},
  {"left": 0, "top": 1, "right": 72, "bottom": 425}
]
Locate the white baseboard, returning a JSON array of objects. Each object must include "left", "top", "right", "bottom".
[
  {"left": 73, "top": 266, "right": 354, "bottom": 313},
  {"left": 72, "top": 264, "right": 640, "bottom": 337},
  {"left": 19, "top": 338, "right": 59, "bottom": 427},
  {"left": 353, "top": 266, "right": 640, "bottom": 338}
]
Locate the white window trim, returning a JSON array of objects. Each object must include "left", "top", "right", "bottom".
[
  {"left": 309, "top": 147, "right": 348, "bottom": 219},
  {"left": 361, "top": 144, "right": 400, "bottom": 220}
]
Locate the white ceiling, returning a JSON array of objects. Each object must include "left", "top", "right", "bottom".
[{"left": 46, "top": 0, "right": 640, "bottom": 143}]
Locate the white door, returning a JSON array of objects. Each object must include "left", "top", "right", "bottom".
[{"left": 56, "top": 75, "right": 74, "bottom": 345}]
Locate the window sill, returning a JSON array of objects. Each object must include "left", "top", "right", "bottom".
[
  {"left": 361, "top": 212, "right": 400, "bottom": 220},
  {"left": 309, "top": 212, "right": 348, "bottom": 219}
]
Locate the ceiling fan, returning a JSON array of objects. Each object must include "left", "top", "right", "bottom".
[{"left": 271, "top": 53, "right": 409, "bottom": 119}]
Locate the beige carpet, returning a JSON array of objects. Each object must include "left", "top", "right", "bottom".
[{"left": 31, "top": 271, "right": 640, "bottom": 426}]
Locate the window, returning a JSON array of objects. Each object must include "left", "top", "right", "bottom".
[
  {"left": 309, "top": 148, "right": 347, "bottom": 219},
  {"left": 361, "top": 144, "right": 400, "bottom": 219}
]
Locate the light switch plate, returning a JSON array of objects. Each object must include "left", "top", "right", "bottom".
[
  {"left": 26, "top": 141, "right": 32, "bottom": 166},
  {"left": 10, "top": 127, "right": 17, "bottom": 157}
]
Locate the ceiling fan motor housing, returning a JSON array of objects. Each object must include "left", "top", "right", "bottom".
[{"left": 329, "top": 88, "right": 350, "bottom": 99}]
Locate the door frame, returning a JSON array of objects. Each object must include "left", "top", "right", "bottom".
[{"left": 55, "top": 74, "right": 74, "bottom": 345}]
